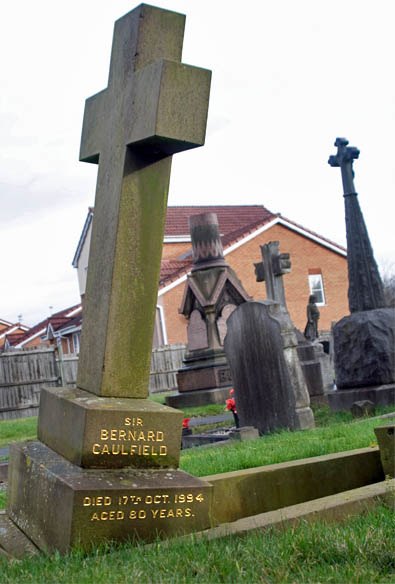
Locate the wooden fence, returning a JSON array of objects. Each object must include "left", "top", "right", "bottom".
[
  {"left": 149, "top": 344, "right": 185, "bottom": 393},
  {"left": 0, "top": 348, "right": 59, "bottom": 420},
  {"left": 0, "top": 344, "right": 186, "bottom": 420}
]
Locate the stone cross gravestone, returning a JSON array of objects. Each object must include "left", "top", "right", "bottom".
[
  {"left": 254, "top": 241, "right": 291, "bottom": 309},
  {"left": 252, "top": 243, "right": 316, "bottom": 424},
  {"left": 328, "top": 138, "right": 395, "bottom": 409},
  {"left": 6, "top": 4, "right": 213, "bottom": 554}
]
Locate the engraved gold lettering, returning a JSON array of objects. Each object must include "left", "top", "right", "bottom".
[
  {"left": 83, "top": 496, "right": 112, "bottom": 506},
  {"left": 119, "top": 430, "right": 126, "bottom": 440},
  {"left": 128, "top": 509, "right": 147, "bottom": 520},
  {"left": 124, "top": 417, "right": 143, "bottom": 426},
  {"left": 102, "top": 444, "right": 109, "bottom": 454},
  {"left": 100, "top": 429, "right": 109, "bottom": 440},
  {"left": 92, "top": 443, "right": 101, "bottom": 455},
  {"left": 176, "top": 509, "right": 183, "bottom": 518}
]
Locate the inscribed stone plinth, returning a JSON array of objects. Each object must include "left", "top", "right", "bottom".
[
  {"left": 8, "top": 441, "right": 212, "bottom": 554},
  {"left": 4, "top": 4, "right": 212, "bottom": 555},
  {"left": 38, "top": 387, "right": 183, "bottom": 469},
  {"left": 328, "top": 138, "right": 395, "bottom": 404},
  {"left": 224, "top": 301, "right": 299, "bottom": 434}
]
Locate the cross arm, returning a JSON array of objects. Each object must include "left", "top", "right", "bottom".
[
  {"left": 125, "top": 59, "right": 211, "bottom": 155},
  {"left": 79, "top": 90, "right": 108, "bottom": 163}
]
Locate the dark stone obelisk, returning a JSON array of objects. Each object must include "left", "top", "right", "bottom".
[
  {"left": 328, "top": 138, "right": 395, "bottom": 410},
  {"left": 166, "top": 212, "right": 251, "bottom": 409}
]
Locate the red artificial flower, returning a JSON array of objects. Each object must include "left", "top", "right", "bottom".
[
  {"left": 182, "top": 418, "right": 190, "bottom": 429},
  {"left": 225, "top": 398, "right": 237, "bottom": 413}
]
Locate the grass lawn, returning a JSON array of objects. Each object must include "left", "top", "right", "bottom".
[
  {"left": 0, "top": 504, "right": 394, "bottom": 583},
  {"left": 0, "top": 416, "right": 37, "bottom": 448},
  {"left": 0, "top": 405, "right": 394, "bottom": 581}
]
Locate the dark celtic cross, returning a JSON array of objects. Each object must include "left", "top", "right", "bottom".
[
  {"left": 254, "top": 241, "right": 291, "bottom": 308},
  {"left": 328, "top": 137, "right": 360, "bottom": 195},
  {"left": 328, "top": 137, "right": 385, "bottom": 312},
  {"left": 77, "top": 5, "right": 211, "bottom": 397}
]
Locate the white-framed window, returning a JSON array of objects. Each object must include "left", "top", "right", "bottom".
[
  {"left": 308, "top": 272, "right": 326, "bottom": 305},
  {"left": 72, "top": 332, "right": 81, "bottom": 354}
]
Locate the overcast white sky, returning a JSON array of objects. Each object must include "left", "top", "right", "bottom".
[{"left": 1, "top": 0, "right": 394, "bottom": 326}]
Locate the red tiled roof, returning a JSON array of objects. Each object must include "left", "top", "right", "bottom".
[
  {"left": 164, "top": 205, "right": 276, "bottom": 237},
  {"left": 4, "top": 304, "right": 82, "bottom": 348},
  {"left": 159, "top": 259, "right": 192, "bottom": 286}
]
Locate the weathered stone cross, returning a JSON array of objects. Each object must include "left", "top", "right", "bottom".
[
  {"left": 254, "top": 241, "right": 291, "bottom": 308},
  {"left": 328, "top": 137, "right": 360, "bottom": 196},
  {"left": 77, "top": 4, "right": 211, "bottom": 398}
]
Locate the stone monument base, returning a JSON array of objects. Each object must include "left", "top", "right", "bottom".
[
  {"left": 328, "top": 383, "right": 395, "bottom": 412},
  {"left": 166, "top": 386, "right": 231, "bottom": 409},
  {"left": 177, "top": 362, "right": 232, "bottom": 393},
  {"left": 7, "top": 441, "right": 212, "bottom": 554}
]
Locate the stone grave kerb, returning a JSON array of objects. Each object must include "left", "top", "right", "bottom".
[{"left": 77, "top": 4, "right": 212, "bottom": 398}]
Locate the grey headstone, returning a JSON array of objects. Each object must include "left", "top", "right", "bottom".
[{"left": 224, "top": 302, "right": 298, "bottom": 434}]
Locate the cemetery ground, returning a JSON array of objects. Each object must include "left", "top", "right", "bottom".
[{"left": 0, "top": 402, "right": 394, "bottom": 582}]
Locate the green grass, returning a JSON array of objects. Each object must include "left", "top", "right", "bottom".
[
  {"left": 180, "top": 413, "right": 393, "bottom": 477},
  {"left": 1, "top": 504, "right": 394, "bottom": 583},
  {"left": 150, "top": 392, "right": 227, "bottom": 418},
  {"left": 0, "top": 416, "right": 38, "bottom": 448},
  {"left": 0, "top": 489, "right": 6, "bottom": 509}
]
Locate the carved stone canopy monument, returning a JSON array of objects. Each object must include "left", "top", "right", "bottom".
[
  {"left": 167, "top": 212, "right": 251, "bottom": 409},
  {"left": 328, "top": 138, "right": 395, "bottom": 410},
  {"left": 5, "top": 4, "right": 213, "bottom": 554}
]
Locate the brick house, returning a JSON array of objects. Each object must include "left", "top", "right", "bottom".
[
  {"left": 2, "top": 305, "right": 82, "bottom": 354},
  {"left": 0, "top": 319, "right": 30, "bottom": 350},
  {"left": 73, "top": 205, "right": 348, "bottom": 347}
]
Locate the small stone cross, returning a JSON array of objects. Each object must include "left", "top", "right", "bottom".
[
  {"left": 77, "top": 4, "right": 211, "bottom": 398},
  {"left": 328, "top": 137, "right": 360, "bottom": 195},
  {"left": 254, "top": 241, "right": 291, "bottom": 308}
]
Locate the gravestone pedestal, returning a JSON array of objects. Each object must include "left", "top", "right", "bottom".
[{"left": 8, "top": 441, "right": 211, "bottom": 554}]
